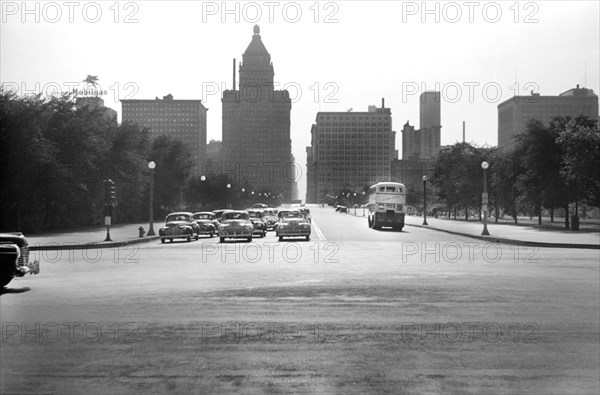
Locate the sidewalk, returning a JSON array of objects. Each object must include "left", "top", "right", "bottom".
[
  {"left": 26, "top": 223, "right": 160, "bottom": 250},
  {"left": 403, "top": 215, "right": 599, "bottom": 249}
]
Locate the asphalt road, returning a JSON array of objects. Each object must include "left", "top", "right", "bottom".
[{"left": 2, "top": 206, "right": 599, "bottom": 394}]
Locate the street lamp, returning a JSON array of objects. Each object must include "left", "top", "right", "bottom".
[
  {"left": 481, "top": 161, "right": 490, "bottom": 236},
  {"left": 226, "top": 183, "right": 231, "bottom": 209},
  {"left": 422, "top": 175, "right": 428, "bottom": 225},
  {"left": 200, "top": 175, "right": 206, "bottom": 208},
  {"left": 362, "top": 191, "right": 366, "bottom": 216},
  {"left": 147, "top": 161, "right": 156, "bottom": 236}
]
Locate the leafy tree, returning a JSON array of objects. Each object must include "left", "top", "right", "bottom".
[{"left": 149, "top": 135, "right": 194, "bottom": 216}]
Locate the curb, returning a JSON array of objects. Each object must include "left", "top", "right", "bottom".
[
  {"left": 344, "top": 211, "right": 599, "bottom": 250},
  {"left": 405, "top": 223, "right": 600, "bottom": 250},
  {"left": 29, "top": 236, "right": 162, "bottom": 251}
]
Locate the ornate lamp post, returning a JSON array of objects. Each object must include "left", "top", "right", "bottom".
[
  {"left": 481, "top": 161, "right": 490, "bottom": 236},
  {"left": 147, "top": 161, "right": 156, "bottom": 236},
  {"left": 422, "top": 175, "right": 428, "bottom": 225}
]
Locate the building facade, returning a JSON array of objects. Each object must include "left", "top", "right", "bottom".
[
  {"left": 498, "top": 85, "right": 599, "bottom": 150},
  {"left": 306, "top": 102, "right": 397, "bottom": 204},
  {"left": 220, "top": 25, "right": 292, "bottom": 200},
  {"left": 402, "top": 91, "right": 441, "bottom": 160},
  {"left": 121, "top": 94, "right": 208, "bottom": 168}
]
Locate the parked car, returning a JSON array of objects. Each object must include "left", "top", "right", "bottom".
[
  {"left": 338, "top": 206, "right": 348, "bottom": 214},
  {"left": 276, "top": 210, "right": 311, "bottom": 241},
  {"left": 193, "top": 212, "right": 219, "bottom": 237},
  {"left": 218, "top": 211, "right": 254, "bottom": 243},
  {"left": 261, "top": 208, "right": 278, "bottom": 230},
  {"left": 247, "top": 210, "right": 267, "bottom": 238},
  {"left": 1, "top": 233, "right": 40, "bottom": 287},
  {"left": 159, "top": 212, "right": 199, "bottom": 243},
  {"left": 252, "top": 203, "right": 268, "bottom": 209}
]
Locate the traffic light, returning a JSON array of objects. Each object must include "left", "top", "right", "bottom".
[{"left": 104, "top": 179, "right": 116, "bottom": 206}]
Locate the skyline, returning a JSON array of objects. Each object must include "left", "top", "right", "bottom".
[{"left": 2, "top": 1, "right": 599, "bottom": 197}]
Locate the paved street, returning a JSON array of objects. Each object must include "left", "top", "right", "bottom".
[{"left": 2, "top": 206, "right": 599, "bottom": 394}]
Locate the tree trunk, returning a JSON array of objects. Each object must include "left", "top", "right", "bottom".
[
  {"left": 495, "top": 205, "right": 499, "bottom": 223},
  {"left": 565, "top": 203, "right": 570, "bottom": 229},
  {"left": 537, "top": 204, "right": 542, "bottom": 225},
  {"left": 478, "top": 206, "right": 482, "bottom": 221},
  {"left": 465, "top": 206, "right": 469, "bottom": 221},
  {"left": 550, "top": 206, "right": 554, "bottom": 222}
]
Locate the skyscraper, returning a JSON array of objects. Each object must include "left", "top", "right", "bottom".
[
  {"left": 401, "top": 91, "right": 441, "bottom": 160},
  {"left": 220, "top": 25, "right": 292, "bottom": 200},
  {"left": 306, "top": 102, "right": 397, "bottom": 204},
  {"left": 121, "top": 94, "right": 207, "bottom": 168},
  {"left": 498, "top": 85, "right": 599, "bottom": 150}
]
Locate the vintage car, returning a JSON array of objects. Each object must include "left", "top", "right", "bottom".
[
  {"left": 247, "top": 210, "right": 267, "bottom": 238},
  {"left": 252, "top": 203, "right": 268, "bottom": 209},
  {"left": 261, "top": 208, "right": 278, "bottom": 230},
  {"left": 159, "top": 212, "right": 200, "bottom": 243},
  {"left": 212, "top": 209, "right": 228, "bottom": 223},
  {"left": 299, "top": 207, "right": 312, "bottom": 223},
  {"left": 1, "top": 233, "right": 40, "bottom": 287},
  {"left": 218, "top": 211, "right": 254, "bottom": 243},
  {"left": 338, "top": 206, "right": 348, "bottom": 214},
  {"left": 276, "top": 210, "right": 311, "bottom": 241},
  {"left": 193, "top": 212, "right": 219, "bottom": 237}
]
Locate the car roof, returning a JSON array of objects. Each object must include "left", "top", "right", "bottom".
[
  {"left": 167, "top": 212, "right": 193, "bottom": 216},
  {"left": 193, "top": 212, "right": 214, "bottom": 215}
]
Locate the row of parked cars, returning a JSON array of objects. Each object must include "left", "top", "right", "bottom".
[{"left": 158, "top": 206, "right": 312, "bottom": 243}]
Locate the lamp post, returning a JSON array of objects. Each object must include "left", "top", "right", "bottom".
[
  {"left": 481, "top": 161, "right": 490, "bottom": 236},
  {"left": 200, "top": 175, "right": 206, "bottom": 208},
  {"left": 422, "top": 175, "right": 428, "bottom": 225},
  {"left": 362, "top": 191, "right": 366, "bottom": 216},
  {"left": 226, "top": 183, "right": 231, "bottom": 209},
  {"left": 147, "top": 161, "right": 156, "bottom": 236}
]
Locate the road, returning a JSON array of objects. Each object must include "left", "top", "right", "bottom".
[{"left": 2, "top": 206, "right": 599, "bottom": 394}]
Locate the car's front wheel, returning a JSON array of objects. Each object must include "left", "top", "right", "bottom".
[
  {"left": 220, "top": 237, "right": 225, "bottom": 243},
  {"left": 161, "top": 238, "right": 165, "bottom": 244},
  {"left": 278, "top": 236, "right": 284, "bottom": 241}
]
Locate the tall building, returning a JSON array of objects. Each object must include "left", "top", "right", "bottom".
[
  {"left": 419, "top": 91, "right": 441, "bottom": 159},
  {"left": 121, "top": 94, "right": 208, "bottom": 168},
  {"left": 498, "top": 85, "right": 599, "bottom": 150},
  {"left": 401, "top": 91, "right": 441, "bottom": 160},
  {"left": 306, "top": 101, "right": 397, "bottom": 204},
  {"left": 221, "top": 25, "right": 292, "bottom": 200}
]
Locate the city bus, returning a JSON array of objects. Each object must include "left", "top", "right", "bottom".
[{"left": 367, "top": 182, "right": 406, "bottom": 231}]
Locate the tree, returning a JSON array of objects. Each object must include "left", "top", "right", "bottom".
[{"left": 149, "top": 136, "right": 194, "bottom": 215}]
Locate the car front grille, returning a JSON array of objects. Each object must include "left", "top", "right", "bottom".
[{"left": 18, "top": 245, "right": 29, "bottom": 266}]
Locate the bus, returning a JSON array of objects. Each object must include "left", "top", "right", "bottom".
[{"left": 367, "top": 182, "right": 406, "bottom": 231}]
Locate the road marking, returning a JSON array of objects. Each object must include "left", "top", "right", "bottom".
[{"left": 311, "top": 220, "right": 326, "bottom": 241}]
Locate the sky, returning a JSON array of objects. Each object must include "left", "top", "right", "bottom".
[{"left": 2, "top": 0, "right": 599, "bottom": 198}]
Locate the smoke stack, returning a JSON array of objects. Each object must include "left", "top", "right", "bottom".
[
  {"left": 462, "top": 121, "right": 465, "bottom": 143},
  {"left": 233, "top": 58, "right": 236, "bottom": 90},
  {"left": 382, "top": 98, "right": 385, "bottom": 108}
]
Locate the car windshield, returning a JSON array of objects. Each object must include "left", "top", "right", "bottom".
[
  {"left": 222, "top": 212, "right": 249, "bottom": 220},
  {"left": 248, "top": 212, "right": 262, "bottom": 218},
  {"left": 167, "top": 214, "right": 190, "bottom": 222},
  {"left": 280, "top": 211, "right": 304, "bottom": 219},
  {"left": 263, "top": 210, "right": 274, "bottom": 216},
  {"left": 194, "top": 214, "right": 211, "bottom": 220}
]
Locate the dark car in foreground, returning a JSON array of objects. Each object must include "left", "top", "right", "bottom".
[
  {"left": 218, "top": 211, "right": 254, "bottom": 243},
  {"left": 193, "top": 212, "right": 219, "bottom": 237},
  {"left": 1, "top": 233, "right": 40, "bottom": 287},
  {"left": 276, "top": 210, "right": 311, "bottom": 241},
  {"left": 247, "top": 210, "right": 267, "bottom": 238},
  {"left": 159, "top": 212, "right": 200, "bottom": 243}
]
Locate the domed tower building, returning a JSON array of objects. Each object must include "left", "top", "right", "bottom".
[{"left": 221, "top": 25, "right": 292, "bottom": 202}]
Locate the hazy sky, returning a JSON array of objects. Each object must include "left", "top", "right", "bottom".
[{"left": 2, "top": 0, "right": 599, "bottom": 197}]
